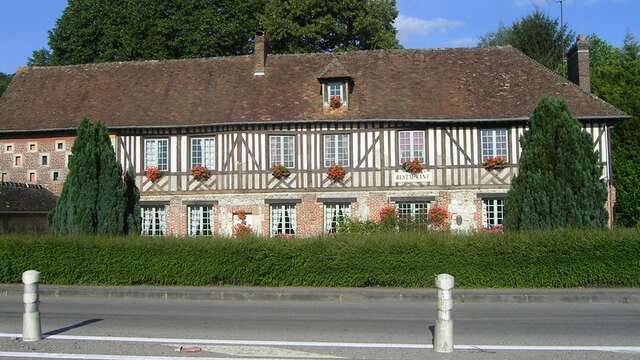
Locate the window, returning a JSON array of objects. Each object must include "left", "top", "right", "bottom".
[
  {"left": 28, "top": 171, "right": 36, "bottom": 183},
  {"left": 55, "top": 141, "right": 65, "bottom": 151},
  {"left": 66, "top": 154, "right": 72, "bottom": 168},
  {"left": 270, "top": 204, "right": 296, "bottom": 236},
  {"left": 28, "top": 143, "right": 37, "bottom": 152},
  {"left": 52, "top": 171, "right": 60, "bottom": 181},
  {"left": 40, "top": 154, "right": 49, "bottom": 166},
  {"left": 144, "top": 138, "right": 169, "bottom": 171},
  {"left": 1, "top": 173, "right": 7, "bottom": 182},
  {"left": 141, "top": 206, "right": 166, "bottom": 236},
  {"left": 396, "top": 201, "right": 430, "bottom": 224},
  {"left": 399, "top": 131, "right": 425, "bottom": 163},
  {"left": 269, "top": 136, "right": 295, "bottom": 168},
  {"left": 191, "top": 137, "right": 216, "bottom": 169},
  {"left": 481, "top": 129, "right": 508, "bottom": 162},
  {"left": 5, "top": 144, "right": 14, "bottom": 153},
  {"left": 324, "top": 203, "right": 351, "bottom": 233},
  {"left": 13, "top": 155, "right": 22, "bottom": 167},
  {"left": 483, "top": 198, "right": 505, "bottom": 228},
  {"left": 188, "top": 205, "right": 214, "bottom": 236},
  {"left": 323, "top": 134, "right": 350, "bottom": 167},
  {"left": 324, "top": 82, "right": 347, "bottom": 106}
]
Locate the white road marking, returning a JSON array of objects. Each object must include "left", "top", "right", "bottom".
[
  {"left": 166, "top": 344, "right": 341, "bottom": 358},
  {"left": 0, "top": 333, "right": 639, "bottom": 353},
  {"left": 0, "top": 352, "right": 324, "bottom": 360}
]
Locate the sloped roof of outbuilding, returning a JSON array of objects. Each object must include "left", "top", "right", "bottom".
[
  {"left": 0, "top": 47, "right": 626, "bottom": 132},
  {"left": 0, "top": 183, "right": 57, "bottom": 213}
]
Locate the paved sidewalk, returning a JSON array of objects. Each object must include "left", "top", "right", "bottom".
[{"left": 1, "top": 284, "right": 638, "bottom": 303}]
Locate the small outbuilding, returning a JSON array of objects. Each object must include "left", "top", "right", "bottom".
[{"left": 0, "top": 182, "right": 57, "bottom": 234}]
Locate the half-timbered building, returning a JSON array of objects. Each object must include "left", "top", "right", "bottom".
[{"left": 0, "top": 34, "right": 626, "bottom": 236}]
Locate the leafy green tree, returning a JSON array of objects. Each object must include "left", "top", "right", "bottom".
[
  {"left": 505, "top": 97, "right": 608, "bottom": 230},
  {"left": 259, "top": 0, "right": 400, "bottom": 54},
  {"left": 588, "top": 33, "right": 640, "bottom": 227},
  {"left": 0, "top": 72, "right": 12, "bottom": 97},
  {"left": 50, "top": 119, "right": 140, "bottom": 234},
  {"left": 36, "top": 0, "right": 399, "bottom": 66},
  {"left": 479, "top": 10, "right": 574, "bottom": 72}
]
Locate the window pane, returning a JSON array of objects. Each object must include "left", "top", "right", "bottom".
[
  {"left": 270, "top": 204, "right": 296, "bottom": 236},
  {"left": 481, "top": 129, "right": 508, "bottom": 162},
  {"left": 324, "top": 134, "right": 350, "bottom": 167},
  {"left": 396, "top": 202, "right": 430, "bottom": 224},
  {"left": 270, "top": 136, "right": 295, "bottom": 168},
  {"left": 145, "top": 139, "right": 169, "bottom": 171},
  {"left": 188, "top": 205, "right": 213, "bottom": 236},
  {"left": 141, "top": 206, "right": 166, "bottom": 236},
  {"left": 399, "top": 131, "right": 425, "bottom": 163},
  {"left": 324, "top": 203, "right": 351, "bottom": 233},
  {"left": 483, "top": 198, "right": 505, "bottom": 228}
]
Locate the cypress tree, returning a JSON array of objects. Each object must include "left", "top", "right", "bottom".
[
  {"left": 505, "top": 97, "right": 608, "bottom": 230},
  {"left": 95, "top": 122, "right": 126, "bottom": 234},
  {"left": 50, "top": 119, "right": 141, "bottom": 235},
  {"left": 49, "top": 119, "right": 99, "bottom": 234}
]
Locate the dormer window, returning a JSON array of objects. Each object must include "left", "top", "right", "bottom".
[{"left": 323, "top": 81, "right": 348, "bottom": 109}]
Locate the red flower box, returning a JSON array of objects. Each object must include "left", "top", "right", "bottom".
[
  {"left": 329, "top": 95, "right": 342, "bottom": 109},
  {"left": 379, "top": 205, "right": 398, "bottom": 223},
  {"left": 191, "top": 165, "right": 210, "bottom": 181},
  {"left": 482, "top": 156, "right": 508, "bottom": 170},
  {"left": 145, "top": 166, "right": 162, "bottom": 182},
  {"left": 233, "top": 223, "right": 253, "bottom": 238},
  {"left": 428, "top": 206, "right": 450, "bottom": 231},
  {"left": 271, "top": 164, "right": 291, "bottom": 179},
  {"left": 402, "top": 159, "right": 425, "bottom": 174},
  {"left": 326, "top": 164, "right": 346, "bottom": 182}
]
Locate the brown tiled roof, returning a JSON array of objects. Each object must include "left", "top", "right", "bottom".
[
  {"left": 0, "top": 47, "right": 625, "bottom": 132},
  {"left": 0, "top": 183, "right": 57, "bottom": 213}
]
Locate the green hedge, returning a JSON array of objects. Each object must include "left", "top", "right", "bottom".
[{"left": 1, "top": 229, "right": 639, "bottom": 288}]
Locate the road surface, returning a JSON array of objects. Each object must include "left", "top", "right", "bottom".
[{"left": 0, "top": 294, "right": 639, "bottom": 359}]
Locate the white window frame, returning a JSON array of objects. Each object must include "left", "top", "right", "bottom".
[
  {"left": 482, "top": 198, "right": 505, "bottom": 228},
  {"left": 28, "top": 142, "right": 38, "bottom": 152},
  {"left": 55, "top": 140, "right": 66, "bottom": 151},
  {"left": 141, "top": 206, "right": 166, "bottom": 236},
  {"left": 398, "top": 130, "right": 426, "bottom": 163},
  {"left": 4, "top": 143, "right": 14, "bottom": 153},
  {"left": 396, "top": 201, "right": 431, "bottom": 223},
  {"left": 1, "top": 172, "right": 7, "bottom": 182},
  {"left": 190, "top": 137, "right": 216, "bottom": 169},
  {"left": 27, "top": 171, "right": 37, "bottom": 183},
  {"left": 323, "top": 134, "right": 350, "bottom": 167},
  {"left": 13, "top": 154, "right": 23, "bottom": 168},
  {"left": 269, "top": 135, "right": 296, "bottom": 168},
  {"left": 188, "top": 205, "right": 214, "bottom": 236},
  {"left": 40, "top": 153, "right": 50, "bottom": 167},
  {"left": 51, "top": 171, "right": 60, "bottom": 182},
  {"left": 144, "top": 138, "right": 169, "bottom": 171},
  {"left": 324, "top": 203, "right": 351, "bottom": 233},
  {"left": 270, "top": 204, "right": 296, "bottom": 236},
  {"left": 481, "top": 129, "right": 508, "bottom": 162}
]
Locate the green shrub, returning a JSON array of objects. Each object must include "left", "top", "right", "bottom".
[{"left": 1, "top": 229, "right": 638, "bottom": 288}]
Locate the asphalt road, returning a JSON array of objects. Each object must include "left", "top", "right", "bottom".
[{"left": 0, "top": 295, "right": 639, "bottom": 359}]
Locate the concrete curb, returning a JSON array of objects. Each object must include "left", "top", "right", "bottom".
[{"left": 1, "top": 285, "right": 639, "bottom": 304}]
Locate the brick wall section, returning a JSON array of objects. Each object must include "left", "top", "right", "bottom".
[
  {"left": 0, "top": 136, "right": 74, "bottom": 195},
  {"left": 297, "top": 194, "right": 324, "bottom": 237},
  {"left": 165, "top": 198, "right": 187, "bottom": 236},
  {"left": 367, "top": 192, "right": 389, "bottom": 222}
]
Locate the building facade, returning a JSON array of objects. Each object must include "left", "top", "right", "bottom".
[{"left": 0, "top": 34, "right": 626, "bottom": 236}]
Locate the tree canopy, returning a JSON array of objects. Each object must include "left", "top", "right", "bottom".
[
  {"left": 479, "top": 10, "right": 574, "bottom": 72},
  {"left": 588, "top": 33, "right": 640, "bottom": 227},
  {"left": 505, "top": 97, "right": 608, "bottom": 231},
  {"left": 50, "top": 119, "right": 140, "bottom": 235},
  {"left": 0, "top": 72, "right": 12, "bottom": 97},
  {"left": 32, "top": 0, "right": 400, "bottom": 66}
]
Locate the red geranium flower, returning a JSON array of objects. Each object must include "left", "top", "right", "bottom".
[
  {"left": 326, "top": 164, "right": 346, "bottom": 182},
  {"left": 145, "top": 166, "right": 162, "bottom": 182}
]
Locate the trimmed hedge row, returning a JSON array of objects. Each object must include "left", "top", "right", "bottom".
[{"left": 1, "top": 229, "right": 639, "bottom": 288}]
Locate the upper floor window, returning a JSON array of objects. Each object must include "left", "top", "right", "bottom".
[
  {"left": 141, "top": 206, "right": 166, "bottom": 236},
  {"left": 483, "top": 198, "right": 504, "bottom": 228},
  {"left": 188, "top": 205, "right": 214, "bottom": 236},
  {"left": 55, "top": 140, "right": 66, "bottom": 151},
  {"left": 144, "top": 138, "right": 168, "bottom": 171},
  {"left": 323, "top": 81, "right": 348, "bottom": 108},
  {"left": 270, "top": 135, "right": 295, "bottom": 168},
  {"left": 191, "top": 137, "right": 216, "bottom": 169},
  {"left": 399, "top": 130, "right": 425, "bottom": 163},
  {"left": 270, "top": 204, "right": 296, "bottom": 236},
  {"left": 481, "top": 129, "right": 508, "bottom": 162},
  {"left": 324, "top": 134, "right": 350, "bottom": 167}
]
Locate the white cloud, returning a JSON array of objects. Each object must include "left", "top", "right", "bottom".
[
  {"left": 394, "top": 15, "right": 464, "bottom": 41},
  {"left": 449, "top": 37, "right": 480, "bottom": 48}
]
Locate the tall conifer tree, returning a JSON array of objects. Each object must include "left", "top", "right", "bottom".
[
  {"left": 505, "top": 97, "right": 608, "bottom": 230},
  {"left": 96, "top": 123, "right": 127, "bottom": 234}
]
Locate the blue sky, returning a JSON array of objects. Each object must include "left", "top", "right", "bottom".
[{"left": 1, "top": 0, "right": 638, "bottom": 74}]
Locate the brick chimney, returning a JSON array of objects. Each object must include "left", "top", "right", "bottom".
[
  {"left": 566, "top": 34, "right": 591, "bottom": 93},
  {"left": 254, "top": 31, "right": 267, "bottom": 76}
]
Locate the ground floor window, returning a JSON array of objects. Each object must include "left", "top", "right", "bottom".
[
  {"left": 483, "top": 198, "right": 504, "bottom": 228},
  {"left": 396, "top": 201, "right": 430, "bottom": 223},
  {"left": 188, "top": 205, "right": 213, "bottom": 236},
  {"left": 324, "top": 203, "right": 351, "bottom": 233},
  {"left": 270, "top": 204, "right": 296, "bottom": 236},
  {"left": 141, "top": 206, "right": 166, "bottom": 236}
]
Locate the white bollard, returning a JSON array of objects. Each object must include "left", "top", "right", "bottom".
[
  {"left": 22, "top": 270, "right": 41, "bottom": 342},
  {"left": 434, "top": 273, "right": 454, "bottom": 353}
]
